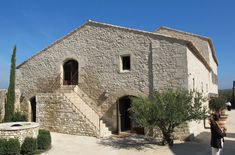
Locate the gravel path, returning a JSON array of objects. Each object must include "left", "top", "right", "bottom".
[{"left": 42, "top": 109, "right": 235, "bottom": 155}]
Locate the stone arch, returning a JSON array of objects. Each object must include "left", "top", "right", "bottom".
[
  {"left": 113, "top": 89, "right": 146, "bottom": 103},
  {"left": 63, "top": 59, "right": 79, "bottom": 85}
]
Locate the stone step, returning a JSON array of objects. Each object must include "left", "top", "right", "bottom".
[
  {"left": 99, "top": 120, "right": 112, "bottom": 137},
  {"left": 58, "top": 86, "right": 112, "bottom": 137}
]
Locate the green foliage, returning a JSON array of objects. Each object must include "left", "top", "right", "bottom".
[
  {"left": 209, "top": 96, "right": 227, "bottom": 112},
  {"left": 0, "top": 139, "right": 7, "bottom": 155},
  {"left": 219, "top": 89, "right": 232, "bottom": 102},
  {"left": 37, "top": 129, "right": 51, "bottom": 150},
  {"left": 12, "top": 111, "right": 28, "bottom": 122},
  {"left": 3, "top": 138, "right": 20, "bottom": 155},
  {"left": 4, "top": 46, "right": 17, "bottom": 122},
  {"left": 20, "top": 137, "right": 37, "bottom": 155},
  {"left": 130, "top": 89, "right": 207, "bottom": 146}
]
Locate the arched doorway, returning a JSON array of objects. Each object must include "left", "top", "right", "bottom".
[
  {"left": 30, "top": 97, "right": 36, "bottom": 122},
  {"left": 63, "top": 60, "right": 78, "bottom": 85},
  {"left": 117, "top": 96, "right": 144, "bottom": 134},
  {"left": 118, "top": 96, "right": 132, "bottom": 132}
]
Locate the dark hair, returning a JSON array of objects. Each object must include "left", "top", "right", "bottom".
[{"left": 212, "top": 113, "right": 220, "bottom": 121}]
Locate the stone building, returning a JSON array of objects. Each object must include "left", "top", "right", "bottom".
[
  {"left": 0, "top": 89, "right": 7, "bottom": 120},
  {"left": 13, "top": 20, "right": 218, "bottom": 138}
]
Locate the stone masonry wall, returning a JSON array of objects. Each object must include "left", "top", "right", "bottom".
[
  {"left": 0, "top": 126, "right": 39, "bottom": 145},
  {"left": 16, "top": 22, "right": 189, "bottom": 116},
  {"left": 151, "top": 40, "right": 188, "bottom": 91},
  {"left": 36, "top": 93, "right": 97, "bottom": 136},
  {"left": 156, "top": 28, "right": 210, "bottom": 64},
  {"left": 16, "top": 21, "right": 204, "bottom": 139},
  {"left": 0, "top": 89, "right": 6, "bottom": 121}
]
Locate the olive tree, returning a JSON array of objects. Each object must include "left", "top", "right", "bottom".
[{"left": 130, "top": 89, "right": 207, "bottom": 146}]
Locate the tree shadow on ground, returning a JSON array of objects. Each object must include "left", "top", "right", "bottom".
[
  {"left": 169, "top": 131, "right": 235, "bottom": 155},
  {"left": 97, "top": 134, "right": 160, "bottom": 150}
]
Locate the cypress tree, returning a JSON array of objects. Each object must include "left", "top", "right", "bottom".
[{"left": 4, "top": 46, "right": 16, "bottom": 122}]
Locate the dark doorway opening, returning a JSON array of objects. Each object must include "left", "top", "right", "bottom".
[
  {"left": 30, "top": 97, "right": 36, "bottom": 122},
  {"left": 117, "top": 96, "right": 145, "bottom": 135},
  {"left": 118, "top": 96, "right": 132, "bottom": 132},
  {"left": 63, "top": 60, "right": 78, "bottom": 85}
]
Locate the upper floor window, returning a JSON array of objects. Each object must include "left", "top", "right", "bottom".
[
  {"left": 121, "top": 55, "right": 131, "bottom": 71},
  {"left": 211, "top": 71, "right": 218, "bottom": 85}
]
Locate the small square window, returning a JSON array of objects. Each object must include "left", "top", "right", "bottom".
[{"left": 121, "top": 55, "right": 131, "bottom": 71}]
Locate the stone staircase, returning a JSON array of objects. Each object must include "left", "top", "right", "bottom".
[{"left": 56, "top": 85, "right": 112, "bottom": 137}]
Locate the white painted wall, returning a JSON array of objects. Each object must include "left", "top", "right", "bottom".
[
  {"left": 187, "top": 48, "right": 211, "bottom": 97},
  {"left": 186, "top": 47, "right": 212, "bottom": 136},
  {"left": 208, "top": 45, "right": 218, "bottom": 95}
]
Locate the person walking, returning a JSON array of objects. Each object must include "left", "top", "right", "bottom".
[{"left": 210, "top": 113, "right": 226, "bottom": 155}]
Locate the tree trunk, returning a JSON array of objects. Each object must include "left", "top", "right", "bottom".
[{"left": 162, "top": 131, "right": 174, "bottom": 146}]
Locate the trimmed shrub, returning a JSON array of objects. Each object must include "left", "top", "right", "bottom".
[
  {"left": 0, "top": 139, "right": 7, "bottom": 155},
  {"left": 37, "top": 129, "right": 51, "bottom": 150},
  {"left": 38, "top": 129, "right": 51, "bottom": 143},
  {"left": 4, "top": 138, "right": 20, "bottom": 155},
  {"left": 12, "top": 111, "right": 27, "bottom": 122},
  {"left": 20, "top": 137, "right": 37, "bottom": 155},
  {"left": 4, "top": 46, "right": 16, "bottom": 122},
  {"left": 39, "top": 129, "right": 50, "bottom": 136}
]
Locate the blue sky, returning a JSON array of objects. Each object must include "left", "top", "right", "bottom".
[{"left": 0, "top": 0, "right": 235, "bottom": 89}]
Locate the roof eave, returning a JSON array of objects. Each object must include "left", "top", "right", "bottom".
[
  {"left": 17, "top": 20, "right": 91, "bottom": 69},
  {"left": 156, "top": 26, "right": 218, "bottom": 66}
]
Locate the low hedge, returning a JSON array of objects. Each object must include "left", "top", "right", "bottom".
[
  {"left": 0, "top": 139, "right": 7, "bottom": 155},
  {"left": 20, "top": 137, "right": 37, "bottom": 155},
  {"left": 37, "top": 129, "right": 51, "bottom": 150},
  {"left": 0, "top": 138, "right": 21, "bottom": 155},
  {"left": 0, "top": 130, "right": 51, "bottom": 154}
]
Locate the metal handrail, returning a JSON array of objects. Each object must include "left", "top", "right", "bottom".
[{"left": 63, "top": 71, "right": 78, "bottom": 85}]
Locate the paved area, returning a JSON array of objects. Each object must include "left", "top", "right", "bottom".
[{"left": 42, "top": 109, "right": 235, "bottom": 155}]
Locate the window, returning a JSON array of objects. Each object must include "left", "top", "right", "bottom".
[
  {"left": 211, "top": 71, "right": 218, "bottom": 85},
  {"left": 121, "top": 55, "right": 131, "bottom": 71}
]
